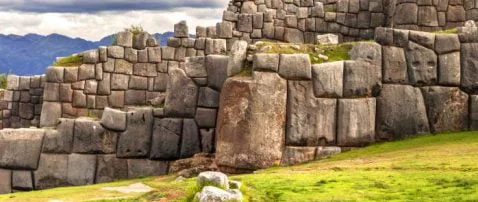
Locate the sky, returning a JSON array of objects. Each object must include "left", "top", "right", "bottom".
[{"left": 0, "top": 0, "right": 228, "bottom": 41}]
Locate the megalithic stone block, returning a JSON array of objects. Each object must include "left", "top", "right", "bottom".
[
  {"left": 164, "top": 69, "right": 198, "bottom": 118},
  {"left": 117, "top": 108, "right": 153, "bottom": 158}
]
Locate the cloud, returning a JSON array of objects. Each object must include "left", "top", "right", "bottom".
[
  {"left": 0, "top": 7, "right": 225, "bottom": 40},
  {"left": 0, "top": 0, "right": 227, "bottom": 13}
]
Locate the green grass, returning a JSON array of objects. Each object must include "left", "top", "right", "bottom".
[
  {"left": 255, "top": 41, "right": 352, "bottom": 65},
  {"left": 233, "top": 63, "right": 253, "bottom": 77},
  {"left": 434, "top": 28, "right": 458, "bottom": 34},
  {"left": 1, "top": 132, "right": 478, "bottom": 202},
  {"left": 0, "top": 74, "right": 7, "bottom": 89},
  {"left": 52, "top": 55, "right": 83, "bottom": 67}
]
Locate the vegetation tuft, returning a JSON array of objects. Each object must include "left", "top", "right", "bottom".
[
  {"left": 233, "top": 63, "right": 253, "bottom": 77},
  {"left": 112, "top": 25, "right": 146, "bottom": 45},
  {"left": 434, "top": 28, "right": 458, "bottom": 34},
  {"left": 52, "top": 55, "right": 83, "bottom": 67},
  {"left": 0, "top": 74, "right": 7, "bottom": 89}
]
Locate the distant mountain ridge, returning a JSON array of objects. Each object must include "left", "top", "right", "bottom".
[{"left": 0, "top": 32, "right": 173, "bottom": 75}]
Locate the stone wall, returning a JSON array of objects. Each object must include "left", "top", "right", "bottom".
[
  {"left": 216, "top": 27, "right": 478, "bottom": 170},
  {"left": 0, "top": 75, "right": 45, "bottom": 129},
  {"left": 217, "top": 0, "right": 474, "bottom": 43}
]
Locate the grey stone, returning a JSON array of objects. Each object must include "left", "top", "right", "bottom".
[
  {"left": 150, "top": 118, "right": 182, "bottom": 160},
  {"left": 125, "top": 48, "right": 138, "bottom": 63},
  {"left": 78, "top": 64, "right": 96, "bottom": 80},
  {"left": 0, "top": 129, "right": 44, "bottom": 169},
  {"left": 42, "top": 119, "right": 75, "bottom": 154},
  {"left": 197, "top": 186, "right": 242, "bottom": 202},
  {"left": 197, "top": 171, "right": 229, "bottom": 190},
  {"left": 435, "top": 34, "right": 460, "bottom": 54},
  {"left": 44, "top": 83, "right": 60, "bottom": 101},
  {"left": 200, "top": 129, "right": 215, "bottom": 153},
  {"left": 12, "top": 170, "right": 33, "bottom": 191},
  {"left": 349, "top": 42, "right": 382, "bottom": 66},
  {"left": 67, "top": 154, "right": 96, "bottom": 186},
  {"left": 438, "top": 52, "right": 461, "bottom": 86},
  {"left": 174, "top": 21, "right": 189, "bottom": 38},
  {"left": 109, "top": 91, "right": 125, "bottom": 108},
  {"left": 138, "top": 50, "right": 148, "bottom": 62},
  {"left": 95, "top": 155, "right": 128, "bottom": 183},
  {"left": 164, "top": 69, "right": 198, "bottom": 117},
  {"left": 19, "top": 103, "right": 34, "bottom": 120},
  {"left": 33, "top": 154, "right": 69, "bottom": 190},
  {"left": 6, "top": 75, "right": 19, "bottom": 90},
  {"left": 421, "top": 87, "right": 469, "bottom": 133},
  {"left": 406, "top": 42, "right": 437, "bottom": 85},
  {"left": 107, "top": 46, "right": 124, "bottom": 59},
  {"left": 470, "top": 95, "right": 478, "bottom": 130},
  {"left": 383, "top": 46, "right": 407, "bottom": 84},
  {"left": 124, "top": 90, "right": 146, "bottom": 105},
  {"left": 117, "top": 108, "right": 153, "bottom": 158},
  {"left": 195, "top": 108, "right": 217, "bottom": 128},
  {"left": 316, "top": 146, "right": 341, "bottom": 159},
  {"left": 0, "top": 169, "right": 11, "bottom": 194},
  {"left": 98, "top": 73, "right": 111, "bottom": 95},
  {"left": 216, "top": 22, "right": 233, "bottom": 38},
  {"left": 337, "top": 98, "right": 376, "bottom": 146},
  {"left": 281, "top": 146, "right": 316, "bottom": 166},
  {"left": 72, "top": 90, "right": 87, "bottom": 107},
  {"left": 100, "top": 107, "right": 127, "bottom": 131},
  {"left": 133, "top": 32, "right": 151, "bottom": 50},
  {"left": 284, "top": 28, "right": 304, "bottom": 43},
  {"left": 127, "top": 159, "right": 168, "bottom": 179},
  {"left": 216, "top": 72, "right": 286, "bottom": 170},
  {"left": 226, "top": 40, "right": 248, "bottom": 76},
  {"left": 148, "top": 47, "right": 162, "bottom": 63},
  {"left": 111, "top": 73, "right": 129, "bottom": 90},
  {"left": 129, "top": 76, "right": 148, "bottom": 90},
  {"left": 40, "top": 102, "right": 62, "bottom": 127},
  {"left": 47, "top": 66, "right": 64, "bottom": 83},
  {"left": 343, "top": 60, "right": 381, "bottom": 97},
  {"left": 154, "top": 73, "right": 168, "bottom": 92},
  {"left": 185, "top": 56, "right": 207, "bottom": 78},
  {"left": 116, "top": 31, "right": 133, "bottom": 47},
  {"left": 418, "top": 6, "right": 438, "bottom": 26},
  {"left": 394, "top": 3, "right": 418, "bottom": 25},
  {"left": 115, "top": 59, "right": 133, "bottom": 75},
  {"left": 253, "top": 53, "right": 279, "bottom": 72},
  {"left": 287, "top": 81, "right": 337, "bottom": 146},
  {"left": 133, "top": 63, "right": 157, "bottom": 77},
  {"left": 409, "top": 31, "right": 435, "bottom": 49},
  {"left": 312, "top": 61, "right": 344, "bottom": 98},
  {"left": 198, "top": 87, "right": 220, "bottom": 108},
  {"left": 84, "top": 80, "right": 98, "bottom": 94},
  {"left": 103, "top": 59, "right": 115, "bottom": 72},
  {"left": 278, "top": 54, "right": 311, "bottom": 80},
  {"left": 180, "top": 119, "right": 201, "bottom": 158},
  {"left": 206, "top": 55, "right": 229, "bottom": 90},
  {"left": 73, "top": 119, "right": 117, "bottom": 154},
  {"left": 238, "top": 14, "right": 253, "bottom": 33},
  {"left": 82, "top": 49, "right": 99, "bottom": 64},
  {"left": 460, "top": 43, "right": 478, "bottom": 93}
]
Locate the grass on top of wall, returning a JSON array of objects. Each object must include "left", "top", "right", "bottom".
[
  {"left": 433, "top": 28, "right": 458, "bottom": 34},
  {"left": 112, "top": 25, "right": 146, "bottom": 45},
  {"left": 52, "top": 55, "right": 83, "bottom": 67},
  {"left": 2, "top": 131, "right": 478, "bottom": 202},
  {"left": 255, "top": 40, "right": 352, "bottom": 65},
  {"left": 0, "top": 74, "right": 7, "bottom": 89}
]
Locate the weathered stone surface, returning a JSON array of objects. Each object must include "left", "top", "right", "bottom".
[
  {"left": 200, "top": 129, "right": 215, "bottom": 153},
  {"left": 198, "top": 87, "right": 220, "bottom": 108},
  {"left": 195, "top": 108, "right": 217, "bottom": 128},
  {"left": 47, "top": 66, "right": 64, "bottom": 83},
  {"left": 109, "top": 91, "right": 125, "bottom": 108},
  {"left": 394, "top": 3, "right": 418, "bottom": 25},
  {"left": 287, "top": 81, "right": 336, "bottom": 146},
  {"left": 343, "top": 60, "right": 381, "bottom": 97},
  {"left": 284, "top": 28, "right": 304, "bottom": 43},
  {"left": 185, "top": 56, "right": 207, "bottom": 78},
  {"left": 19, "top": 103, "right": 34, "bottom": 120},
  {"left": 133, "top": 33, "right": 151, "bottom": 50},
  {"left": 150, "top": 118, "right": 182, "bottom": 160},
  {"left": 115, "top": 59, "right": 133, "bottom": 75},
  {"left": 174, "top": 21, "right": 189, "bottom": 38},
  {"left": 253, "top": 53, "right": 280, "bottom": 72},
  {"left": 206, "top": 55, "right": 229, "bottom": 90},
  {"left": 196, "top": 186, "right": 242, "bottom": 202},
  {"left": 227, "top": 40, "right": 248, "bottom": 76},
  {"left": 197, "top": 171, "right": 229, "bottom": 190},
  {"left": 42, "top": 119, "right": 74, "bottom": 154},
  {"left": 409, "top": 31, "right": 435, "bottom": 49},
  {"left": 44, "top": 83, "right": 60, "bottom": 101},
  {"left": 418, "top": 6, "right": 438, "bottom": 27},
  {"left": 406, "top": 42, "right": 437, "bottom": 85},
  {"left": 34, "top": 154, "right": 69, "bottom": 190},
  {"left": 435, "top": 34, "right": 460, "bottom": 54},
  {"left": 376, "top": 85, "right": 430, "bottom": 141},
  {"left": 72, "top": 90, "right": 87, "bottom": 107},
  {"left": 78, "top": 64, "right": 96, "bottom": 80},
  {"left": 108, "top": 46, "right": 124, "bottom": 59},
  {"left": 349, "top": 42, "right": 382, "bottom": 66},
  {"left": 470, "top": 95, "right": 478, "bottom": 130},
  {"left": 128, "top": 76, "right": 148, "bottom": 90},
  {"left": 281, "top": 146, "right": 316, "bottom": 166},
  {"left": 317, "top": 34, "right": 339, "bottom": 45},
  {"left": 40, "top": 102, "right": 62, "bottom": 127},
  {"left": 67, "top": 154, "right": 96, "bottom": 186},
  {"left": 438, "top": 52, "right": 461, "bottom": 86},
  {"left": 316, "top": 146, "right": 341, "bottom": 159},
  {"left": 164, "top": 69, "right": 198, "bottom": 117},
  {"left": 421, "top": 87, "right": 469, "bottom": 133},
  {"left": 383, "top": 46, "right": 407, "bottom": 84},
  {"left": 95, "top": 155, "right": 128, "bottom": 183},
  {"left": 12, "top": 170, "right": 33, "bottom": 191},
  {"left": 337, "top": 98, "right": 376, "bottom": 147},
  {"left": 180, "top": 119, "right": 201, "bottom": 158},
  {"left": 216, "top": 72, "right": 287, "bottom": 170},
  {"left": 0, "top": 169, "right": 11, "bottom": 194},
  {"left": 116, "top": 31, "right": 133, "bottom": 47},
  {"left": 82, "top": 49, "right": 99, "bottom": 64},
  {"left": 117, "top": 108, "right": 153, "bottom": 158},
  {"left": 460, "top": 43, "right": 478, "bottom": 93},
  {"left": 312, "top": 61, "right": 344, "bottom": 97},
  {"left": 6, "top": 75, "right": 19, "bottom": 90},
  {"left": 73, "top": 118, "right": 117, "bottom": 154},
  {"left": 100, "top": 107, "right": 127, "bottom": 131},
  {"left": 111, "top": 73, "right": 129, "bottom": 90},
  {"left": 147, "top": 47, "right": 161, "bottom": 63},
  {"left": 278, "top": 54, "right": 311, "bottom": 80},
  {"left": 127, "top": 159, "right": 168, "bottom": 178},
  {"left": 216, "top": 22, "right": 233, "bottom": 38}
]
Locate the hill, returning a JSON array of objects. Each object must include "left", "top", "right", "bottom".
[
  {"left": 0, "top": 131, "right": 477, "bottom": 202},
  {"left": 0, "top": 32, "right": 173, "bottom": 75}
]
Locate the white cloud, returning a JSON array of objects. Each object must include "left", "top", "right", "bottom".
[{"left": 0, "top": 7, "right": 225, "bottom": 40}]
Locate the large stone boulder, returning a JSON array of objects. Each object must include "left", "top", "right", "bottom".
[
  {"left": 197, "top": 171, "right": 229, "bottom": 189},
  {"left": 73, "top": 118, "right": 117, "bottom": 154},
  {"left": 196, "top": 186, "right": 243, "bottom": 202},
  {"left": 278, "top": 54, "right": 312, "bottom": 80},
  {"left": 100, "top": 107, "right": 127, "bottom": 131},
  {"left": 0, "top": 169, "right": 11, "bottom": 194},
  {"left": 117, "top": 108, "right": 153, "bottom": 158},
  {"left": 227, "top": 41, "right": 248, "bottom": 76},
  {"left": 34, "top": 154, "right": 69, "bottom": 190},
  {"left": 67, "top": 154, "right": 97, "bottom": 186},
  {"left": 376, "top": 85, "right": 430, "bottom": 141},
  {"left": 406, "top": 42, "right": 437, "bottom": 85},
  {"left": 150, "top": 118, "right": 183, "bottom": 160},
  {"left": 164, "top": 69, "right": 198, "bottom": 117},
  {"left": 343, "top": 60, "right": 382, "bottom": 97},
  {"left": 127, "top": 159, "right": 169, "bottom": 178},
  {"left": 312, "top": 61, "right": 344, "bottom": 97},
  {"left": 421, "top": 87, "right": 469, "bottom": 133},
  {"left": 382, "top": 46, "right": 407, "bottom": 84},
  {"left": 42, "top": 119, "right": 74, "bottom": 154},
  {"left": 349, "top": 42, "right": 382, "bottom": 66},
  {"left": 180, "top": 119, "right": 201, "bottom": 158},
  {"left": 95, "top": 155, "right": 128, "bottom": 183},
  {"left": 286, "top": 81, "right": 336, "bottom": 146},
  {"left": 281, "top": 146, "right": 316, "bottom": 166},
  {"left": 460, "top": 43, "right": 478, "bottom": 93},
  {"left": 337, "top": 98, "right": 376, "bottom": 147},
  {"left": 12, "top": 170, "right": 33, "bottom": 191},
  {"left": 206, "top": 55, "right": 229, "bottom": 91},
  {"left": 0, "top": 129, "right": 44, "bottom": 169},
  {"left": 216, "top": 72, "right": 287, "bottom": 170},
  {"left": 40, "top": 102, "right": 62, "bottom": 127}
]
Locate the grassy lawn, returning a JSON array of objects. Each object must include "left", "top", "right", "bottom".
[{"left": 1, "top": 132, "right": 477, "bottom": 202}]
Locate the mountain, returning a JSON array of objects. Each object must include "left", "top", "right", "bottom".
[{"left": 0, "top": 32, "right": 174, "bottom": 75}]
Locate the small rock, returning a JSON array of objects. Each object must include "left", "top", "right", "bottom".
[
  {"left": 259, "top": 45, "right": 272, "bottom": 52},
  {"left": 197, "top": 171, "right": 229, "bottom": 189},
  {"left": 465, "top": 20, "right": 476, "bottom": 28},
  {"left": 318, "top": 54, "right": 329, "bottom": 60},
  {"left": 290, "top": 45, "right": 301, "bottom": 50},
  {"left": 198, "top": 186, "right": 243, "bottom": 202},
  {"left": 317, "top": 34, "right": 339, "bottom": 45}
]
